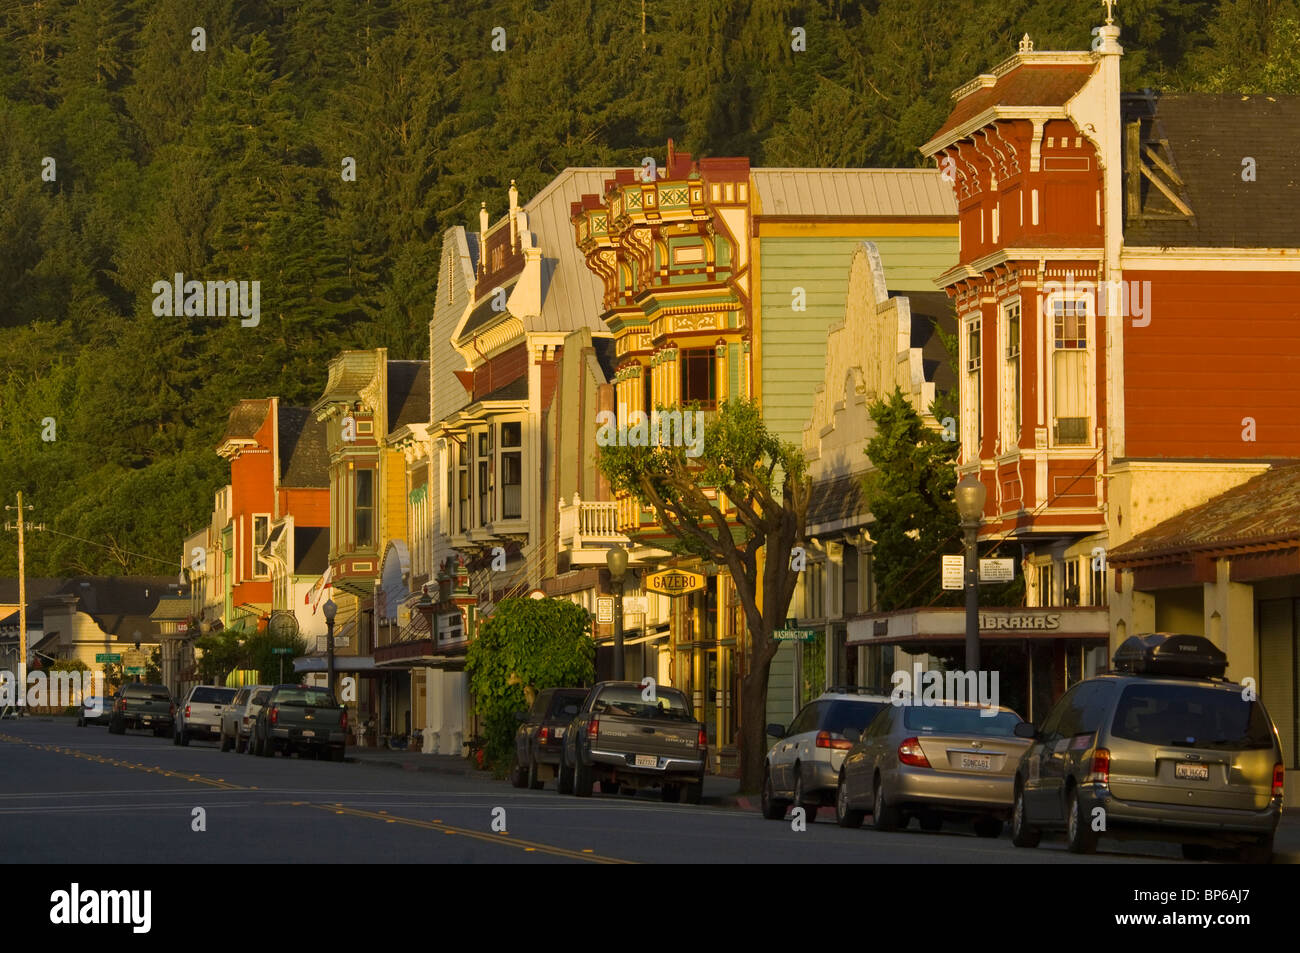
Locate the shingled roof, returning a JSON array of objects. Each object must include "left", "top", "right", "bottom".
[
  {"left": 1108, "top": 464, "right": 1300, "bottom": 565},
  {"left": 277, "top": 406, "right": 329, "bottom": 488},
  {"left": 930, "top": 62, "right": 1094, "bottom": 145},
  {"left": 387, "top": 361, "right": 430, "bottom": 431},
  {"left": 1122, "top": 93, "right": 1300, "bottom": 248},
  {"left": 221, "top": 399, "right": 269, "bottom": 443}
]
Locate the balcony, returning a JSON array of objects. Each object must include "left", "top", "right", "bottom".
[{"left": 558, "top": 494, "right": 631, "bottom": 564}]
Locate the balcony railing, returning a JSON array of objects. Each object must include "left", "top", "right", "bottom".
[{"left": 558, "top": 494, "right": 630, "bottom": 551}]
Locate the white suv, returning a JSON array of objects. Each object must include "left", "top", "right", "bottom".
[
  {"left": 762, "top": 690, "right": 892, "bottom": 820},
  {"left": 174, "top": 685, "right": 237, "bottom": 745}
]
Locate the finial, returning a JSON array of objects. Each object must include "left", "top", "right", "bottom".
[
  {"left": 1103, "top": 0, "right": 1116, "bottom": 25},
  {"left": 1018, "top": 33, "right": 1033, "bottom": 53}
]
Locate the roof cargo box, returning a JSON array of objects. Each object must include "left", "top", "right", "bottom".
[{"left": 1112, "top": 633, "right": 1227, "bottom": 679}]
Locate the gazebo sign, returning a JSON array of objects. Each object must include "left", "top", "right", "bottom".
[{"left": 644, "top": 569, "right": 705, "bottom": 597}]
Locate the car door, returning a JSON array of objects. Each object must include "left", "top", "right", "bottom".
[
  {"left": 773, "top": 703, "right": 819, "bottom": 794},
  {"left": 845, "top": 706, "right": 891, "bottom": 806},
  {"left": 521, "top": 691, "right": 549, "bottom": 762},
  {"left": 1031, "top": 683, "right": 1090, "bottom": 822}
]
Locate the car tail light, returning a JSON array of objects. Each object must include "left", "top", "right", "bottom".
[
  {"left": 269, "top": 705, "right": 278, "bottom": 726},
  {"left": 588, "top": 718, "right": 599, "bottom": 740},
  {"left": 116, "top": 698, "right": 126, "bottom": 712},
  {"left": 184, "top": 705, "right": 191, "bottom": 719},
  {"left": 1085, "top": 748, "right": 1110, "bottom": 785},
  {"left": 1273, "top": 763, "right": 1284, "bottom": 798},
  {"left": 539, "top": 726, "right": 549, "bottom": 745},
  {"left": 698, "top": 728, "right": 707, "bottom": 748},
  {"left": 340, "top": 708, "right": 348, "bottom": 731},
  {"left": 897, "top": 737, "right": 931, "bottom": 768},
  {"left": 816, "top": 730, "right": 852, "bottom": 751}
]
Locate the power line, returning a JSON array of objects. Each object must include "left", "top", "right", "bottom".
[{"left": 32, "top": 526, "right": 182, "bottom": 573}]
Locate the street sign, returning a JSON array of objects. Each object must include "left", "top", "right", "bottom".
[
  {"left": 644, "top": 569, "right": 705, "bottom": 597},
  {"left": 980, "top": 558, "right": 1015, "bottom": 583},
  {"left": 774, "top": 629, "right": 816, "bottom": 643},
  {"left": 95, "top": 653, "right": 121, "bottom": 663},
  {"left": 941, "top": 555, "right": 964, "bottom": 591},
  {"left": 596, "top": 597, "right": 614, "bottom": 624},
  {"left": 271, "top": 647, "right": 294, "bottom": 655},
  {"left": 125, "top": 666, "right": 144, "bottom": 676}
]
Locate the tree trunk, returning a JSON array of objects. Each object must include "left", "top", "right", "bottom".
[{"left": 737, "top": 627, "right": 779, "bottom": 792}]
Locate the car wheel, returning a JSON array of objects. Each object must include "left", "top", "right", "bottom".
[
  {"left": 527, "top": 755, "right": 543, "bottom": 790},
  {"left": 236, "top": 734, "right": 247, "bottom": 754},
  {"left": 599, "top": 780, "right": 619, "bottom": 795},
  {"left": 109, "top": 716, "right": 123, "bottom": 735},
  {"left": 259, "top": 734, "right": 273, "bottom": 757},
  {"left": 872, "top": 776, "right": 900, "bottom": 832},
  {"left": 660, "top": 783, "right": 679, "bottom": 802},
  {"left": 835, "top": 773, "right": 865, "bottom": 829},
  {"left": 154, "top": 725, "right": 169, "bottom": 737},
  {"left": 572, "top": 750, "right": 593, "bottom": 797},
  {"left": 1065, "top": 788, "right": 1099, "bottom": 854},
  {"left": 1010, "top": 785, "right": 1041, "bottom": 848},
  {"left": 509, "top": 756, "right": 527, "bottom": 789},
  {"left": 180, "top": 728, "right": 190, "bottom": 746},
  {"left": 920, "top": 812, "right": 943, "bottom": 833},
  {"left": 556, "top": 749, "right": 574, "bottom": 795},
  {"left": 681, "top": 779, "right": 703, "bottom": 805},
  {"left": 620, "top": 785, "right": 637, "bottom": 796},
  {"left": 792, "top": 765, "right": 816, "bottom": 820},
  {"left": 973, "top": 817, "right": 1003, "bottom": 838},
  {"left": 1237, "top": 834, "right": 1273, "bottom": 864},
  {"left": 760, "top": 768, "right": 790, "bottom": 820}
]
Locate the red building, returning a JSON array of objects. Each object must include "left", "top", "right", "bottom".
[{"left": 908, "top": 17, "right": 1300, "bottom": 720}]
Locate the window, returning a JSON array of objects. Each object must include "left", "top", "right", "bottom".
[
  {"left": 643, "top": 366, "right": 653, "bottom": 413},
  {"left": 805, "top": 561, "right": 825, "bottom": 619},
  {"left": 500, "top": 421, "right": 522, "bottom": 519},
  {"left": 1090, "top": 556, "right": 1108, "bottom": 607},
  {"left": 680, "top": 348, "right": 716, "bottom": 408},
  {"left": 354, "top": 469, "right": 374, "bottom": 548},
  {"left": 477, "top": 430, "right": 492, "bottom": 525},
  {"left": 1036, "top": 561, "right": 1055, "bottom": 607},
  {"left": 1051, "top": 295, "right": 1090, "bottom": 445},
  {"left": 965, "top": 317, "right": 982, "bottom": 448},
  {"left": 1063, "top": 558, "right": 1080, "bottom": 607},
  {"left": 1002, "top": 301, "right": 1021, "bottom": 446},
  {"left": 253, "top": 514, "right": 270, "bottom": 577},
  {"left": 457, "top": 442, "right": 469, "bottom": 533}
]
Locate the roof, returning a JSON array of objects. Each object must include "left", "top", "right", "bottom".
[
  {"left": 458, "top": 276, "right": 520, "bottom": 339},
  {"left": 520, "top": 168, "right": 618, "bottom": 334},
  {"left": 295, "top": 526, "right": 329, "bottom": 575},
  {"left": 476, "top": 376, "right": 529, "bottom": 403},
  {"left": 931, "top": 62, "right": 1094, "bottom": 144},
  {"left": 807, "top": 471, "right": 868, "bottom": 532},
  {"left": 277, "top": 406, "right": 329, "bottom": 487},
  {"left": 751, "top": 168, "right": 957, "bottom": 218},
  {"left": 150, "top": 596, "right": 192, "bottom": 622},
  {"left": 387, "top": 361, "right": 429, "bottom": 431},
  {"left": 1108, "top": 464, "right": 1300, "bottom": 564},
  {"left": 1122, "top": 93, "right": 1300, "bottom": 248},
  {"left": 316, "top": 351, "right": 380, "bottom": 407},
  {"left": 220, "top": 399, "right": 269, "bottom": 443},
  {"left": 0, "top": 577, "right": 183, "bottom": 642}
]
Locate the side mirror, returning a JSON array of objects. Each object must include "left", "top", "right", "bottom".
[
  {"left": 844, "top": 728, "right": 861, "bottom": 744},
  {"left": 1013, "top": 722, "right": 1037, "bottom": 740},
  {"left": 766, "top": 723, "right": 785, "bottom": 739}
]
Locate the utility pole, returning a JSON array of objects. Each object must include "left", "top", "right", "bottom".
[{"left": 5, "top": 493, "right": 41, "bottom": 713}]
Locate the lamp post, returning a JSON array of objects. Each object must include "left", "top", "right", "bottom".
[
  {"left": 322, "top": 597, "right": 337, "bottom": 694},
  {"left": 606, "top": 545, "right": 628, "bottom": 680},
  {"left": 955, "top": 474, "right": 988, "bottom": 672}
]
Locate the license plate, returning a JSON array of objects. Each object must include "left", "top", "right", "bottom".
[
  {"left": 301, "top": 730, "right": 315, "bottom": 738},
  {"left": 1176, "top": 763, "right": 1209, "bottom": 781},
  {"left": 554, "top": 727, "right": 565, "bottom": 738},
  {"left": 960, "top": 754, "right": 993, "bottom": 771},
  {"left": 142, "top": 716, "right": 152, "bottom": 723},
  {"left": 635, "top": 754, "right": 657, "bottom": 768}
]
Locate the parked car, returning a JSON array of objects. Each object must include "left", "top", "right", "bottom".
[
  {"left": 558, "top": 681, "right": 707, "bottom": 803},
  {"left": 511, "top": 687, "right": 589, "bottom": 790},
  {"left": 761, "top": 690, "right": 892, "bottom": 820},
  {"left": 220, "top": 685, "right": 268, "bottom": 752},
  {"left": 77, "top": 693, "right": 114, "bottom": 727},
  {"left": 107, "top": 683, "right": 176, "bottom": 737},
  {"left": 173, "top": 685, "right": 237, "bottom": 745},
  {"left": 251, "top": 684, "right": 348, "bottom": 760},
  {"left": 1010, "top": 633, "right": 1284, "bottom": 862},
  {"left": 835, "top": 699, "right": 1031, "bottom": 837}
]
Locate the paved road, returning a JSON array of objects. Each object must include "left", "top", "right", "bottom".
[{"left": 0, "top": 719, "right": 1196, "bottom": 864}]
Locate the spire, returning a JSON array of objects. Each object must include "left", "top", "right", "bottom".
[
  {"left": 1018, "top": 33, "right": 1033, "bottom": 53},
  {"left": 508, "top": 179, "right": 519, "bottom": 251}
]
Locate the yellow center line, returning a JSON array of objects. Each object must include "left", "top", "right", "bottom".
[
  {"left": 303, "top": 803, "right": 635, "bottom": 864},
  {"left": 0, "top": 734, "right": 246, "bottom": 790}
]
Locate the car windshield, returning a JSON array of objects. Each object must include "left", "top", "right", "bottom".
[
  {"left": 592, "top": 687, "right": 694, "bottom": 721},
  {"left": 124, "top": 685, "right": 171, "bottom": 700},
  {"left": 902, "top": 705, "right": 1023, "bottom": 736},
  {"left": 274, "top": 688, "right": 337, "bottom": 707},
  {"left": 1111, "top": 684, "right": 1275, "bottom": 749},
  {"left": 822, "top": 700, "right": 889, "bottom": 734},
  {"left": 191, "top": 687, "right": 236, "bottom": 704}
]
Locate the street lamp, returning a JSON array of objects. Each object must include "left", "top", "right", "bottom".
[
  {"left": 606, "top": 545, "right": 628, "bottom": 680},
  {"left": 955, "top": 474, "right": 987, "bottom": 672},
  {"left": 322, "top": 597, "right": 337, "bottom": 694}
]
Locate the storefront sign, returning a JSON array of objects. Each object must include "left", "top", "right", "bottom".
[
  {"left": 979, "top": 613, "right": 1061, "bottom": 631},
  {"left": 644, "top": 569, "right": 705, "bottom": 597},
  {"left": 979, "top": 558, "right": 1015, "bottom": 583}
]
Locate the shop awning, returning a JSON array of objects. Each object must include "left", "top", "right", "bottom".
[
  {"left": 848, "top": 606, "right": 1109, "bottom": 648},
  {"left": 292, "top": 655, "right": 381, "bottom": 673}
]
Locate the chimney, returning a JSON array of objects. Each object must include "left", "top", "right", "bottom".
[{"left": 509, "top": 179, "right": 519, "bottom": 250}]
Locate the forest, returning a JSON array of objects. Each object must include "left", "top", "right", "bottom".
[{"left": 1, "top": 0, "right": 1297, "bottom": 576}]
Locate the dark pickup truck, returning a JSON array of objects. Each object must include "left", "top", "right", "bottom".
[
  {"left": 253, "top": 684, "right": 348, "bottom": 761},
  {"left": 560, "top": 681, "right": 707, "bottom": 803},
  {"left": 108, "top": 683, "right": 175, "bottom": 737}
]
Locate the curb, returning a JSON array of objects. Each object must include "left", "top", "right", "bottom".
[{"left": 346, "top": 753, "right": 488, "bottom": 778}]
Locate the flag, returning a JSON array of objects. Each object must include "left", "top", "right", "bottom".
[{"left": 306, "top": 566, "right": 333, "bottom": 614}]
